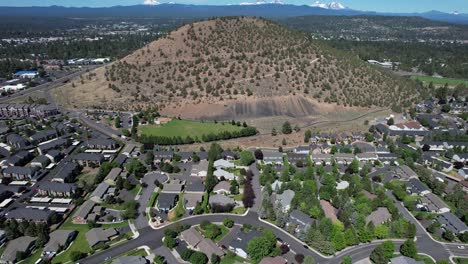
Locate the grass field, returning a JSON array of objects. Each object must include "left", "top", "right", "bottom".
[
  {"left": 411, "top": 75, "right": 468, "bottom": 86},
  {"left": 139, "top": 119, "right": 244, "bottom": 138}
]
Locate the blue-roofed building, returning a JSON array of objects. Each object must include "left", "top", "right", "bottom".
[{"left": 13, "top": 70, "right": 38, "bottom": 79}]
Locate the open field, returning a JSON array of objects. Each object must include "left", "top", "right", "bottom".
[
  {"left": 411, "top": 75, "right": 468, "bottom": 87},
  {"left": 139, "top": 119, "right": 244, "bottom": 138}
]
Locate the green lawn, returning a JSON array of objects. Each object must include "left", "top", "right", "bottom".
[
  {"left": 77, "top": 172, "right": 96, "bottom": 187},
  {"left": 221, "top": 253, "right": 248, "bottom": 264},
  {"left": 411, "top": 75, "right": 468, "bottom": 87},
  {"left": 129, "top": 184, "right": 142, "bottom": 196},
  {"left": 231, "top": 207, "right": 247, "bottom": 215},
  {"left": 139, "top": 119, "right": 244, "bottom": 138},
  {"left": 455, "top": 258, "right": 468, "bottom": 264},
  {"left": 52, "top": 208, "right": 130, "bottom": 264},
  {"left": 18, "top": 248, "right": 43, "bottom": 264},
  {"left": 148, "top": 191, "right": 160, "bottom": 208},
  {"left": 198, "top": 224, "right": 230, "bottom": 242}
]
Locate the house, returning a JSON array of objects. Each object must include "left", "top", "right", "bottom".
[
  {"left": 394, "top": 165, "right": 418, "bottom": 181},
  {"left": 259, "top": 256, "right": 287, "bottom": 264},
  {"left": 111, "top": 256, "right": 148, "bottom": 264},
  {"left": 436, "top": 212, "right": 468, "bottom": 234},
  {"left": 43, "top": 230, "right": 76, "bottom": 256},
  {"left": 157, "top": 193, "right": 178, "bottom": 212},
  {"left": 214, "top": 159, "right": 235, "bottom": 170},
  {"left": 162, "top": 180, "right": 184, "bottom": 193},
  {"left": 90, "top": 182, "right": 110, "bottom": 203},
  {"left": 177, "top": 152, "right": 193, "bottom": 163},
  {"left": 320, "top": 200, "right": 338, "bottom": 222},
  {"left": 286, "top": 153, "right": 308, "bottom": 165},
  {"left": 213, "top": 181, "right": 231, "bottom": 194},
  {"left": 273, "top": 190, "right": 295, "bottom": 212},
  {"left": 153, "top": 150, "right": 174, "bottom": 163},
  {"left": 225, "top": 229, "right": 262, "bottom": 258},
  {"left": 311, "top": 153, "right": 332, "bottom": 165},
  {"left": 458, "top": 168, "right": 468, "bottom": 179},
  {"left": 2, "top": 166, "right": 39, "bottom": 180},
  {"left": 390, "top": 256, "right": 424, "bottom": 264},
  {"left": 45, "top": 150, "right": 62, "bottom": 163},
  {"left": 406, "top": 178, "right": 431, "bottom": 196},
  {"left": 104, "top": 167, "right": 122, "bottom": 185},
  {"left": 72, "top": 153, "right": 104, "bottom": 166},
  {"left": 213, "top": 169, "right": 236, "bottom": 180},
  {"left": 209, "top": 194, "right": 235, "bottom": 207},
  {"left": 289, "top": 210, "right": 315, "bottom": 233},
  {"left": 366, "top": 207, "right": 391, "bottom": 226},
  {"left": 30, "top": 155, "right": 51, "bottom": 168},
  {"left": 185, "top": 177, "right": 205, "bottom": 193},
  {"left": 0, "top": 236, "right": 36, "bottom": 264},
  {"left": 191, "top": 160, "right": 209, "bottom": 177},
  {"left": 180, "top": 227, "right": 224, "bottom": 257},
  {"left": 378, "top": 153, "right": 398, "bottom": 164},
  {"left": 222, "top": 150, "right": 239, "bottom": 160},
  {"left": 1, "top": 151, "right": 32, "bottom": 167},
  {"left": 263, "top": 152, "right": 283, "bottom": 165},
  {"left": 271, "top": 180, "right": 283, "bottom": 192},
  {"left": 356, "top": 153, "right": 378, "bottom": 162},
  {"left": 85, "top": 228, "right": 118, "bottom": 247},
  {"left": 6, "top": 134, "right": 30, "bottom": 149},
  {"left": 72, "top": 200, "right": 96, "bottom": 224},
  {"left": 5, "top": 208, "right": 53, "bottom": 223},
  {"left": 418, "top": 193, "right": 450, "bottom": 214},
  {"left": 14, "top": 70, "right": 38, "bottom": 79},
  {"left": 30, "top": 129, "right": 57, "bottom": 144},
  {"left": 37, "top": 138, "right": 68, "bottom": 155},
  {"left": 333, "top": 153, "right": 355, "bottom": 165},
  {"left": 37, "top": 182, "right": 76, "bottom": 197},
  {"left": 87, "top": 138, "right": 118, "bottom": 150},
  {"left": 336, "top": 181, "right": 350, "bottom": 190},
  {"left": 294, "top": 145, "right": 310, "bottom": 154},
  {"left": 183, "top": 193, "right": 203, "bottom": 211},
  {"left": 51, "top": 162, "right": 79, "bottom": 183}
]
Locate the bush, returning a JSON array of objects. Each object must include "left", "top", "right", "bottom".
[
  {"left": 70, "top": 251, "right": 86, "bottom": 261},
  {"left": 223, "top": 218, "right": 234, "bottom": 228}
]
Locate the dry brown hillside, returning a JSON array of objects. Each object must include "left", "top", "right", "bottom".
[{"left": 54, "top": 17, "right": 428, "bottom": 119}]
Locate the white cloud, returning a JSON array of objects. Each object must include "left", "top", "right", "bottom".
[{"left": 144, "top": 0, "right": 160, "bottom": 5}]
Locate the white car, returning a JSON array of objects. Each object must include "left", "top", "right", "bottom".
[{"left": 457, "top": 245, "right": 465, "bottom": 249}]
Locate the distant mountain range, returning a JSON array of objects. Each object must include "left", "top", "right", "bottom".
[{"left": 0, "top": 3, "right": 467, "bottom": 24}]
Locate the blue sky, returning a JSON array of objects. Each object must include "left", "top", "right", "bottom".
[{"left": 0, "top": 0, "right": 467, "bottom": 13}]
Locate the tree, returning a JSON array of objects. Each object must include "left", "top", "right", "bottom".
[
  {"left": 230, "top": 179, "right": 239, "bottom": 195},
  {"left": 254, "top": 149, "right": 263, "bottom": 160},
  {"left": 342, "top": 256, "right": 352, "bottom": 264},
  {"left": 374, "top": 225, "right": 389, "bottom": 239},
  {"left": 387, "top": 118, "right": 394, "bottom": 126},
  {"left": 190, "top": 251, "right": 208, "bottom": 264},
  {"left": 443, "top": 230, "right": 455, "bottom": 241},
  {"left": 70, "top": 251, "right": 86, "bottom": 261},
  {"left": 304, "top": 129, "right": 312, "bottom": 143},
  {"left": 282, "top": 122, "right": 292, "bottom": 134},
  {"left": 126, "top": 158, "right": 147, "bottom": 178},
  {"left": 115, "top": 116, "right": 121, "bottom": 128},
  {"left": 163, "top": 235, "right": 177, "bottom": 249},
  {"left": 223, "top": 218, "right": 234, "bottom": 228},
  {"left": 400, "top": 239, "right": 417, "bottom": 258},
  {"left": 240, "top": 150, "right": 255, "bottom": 166},
  {"left": 154, "top": 255, "right": 166, "bottom": 264},
  {"left": 247, "top": 231, "right": 278, "bottom": 263},
  {"left": 370, "top": 241, "right": 394, "bottom": 264},
  {"left": 211, "top": 254, "right": 221, "bottom": 264},
  {"left": 271, "top": 128, "right": 277, "bottom": 136}
]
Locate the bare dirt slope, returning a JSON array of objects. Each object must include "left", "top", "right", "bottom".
[{"left": 54, "top": 17, "right": 427, "bottom": 119}]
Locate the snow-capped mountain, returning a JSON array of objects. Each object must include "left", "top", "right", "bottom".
[
  {"left": 143, "top": 0, "right": 160, "bottom": 5},
  {"left": 239, "top": 0, "right": 284, "bottom": 5},
  {"left": 311, "top": 1, "right": 346, "bottom": 10}
]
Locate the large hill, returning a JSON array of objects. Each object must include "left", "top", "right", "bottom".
[{"left": 54, "top": 17, "right": 429, "bottom": 120}]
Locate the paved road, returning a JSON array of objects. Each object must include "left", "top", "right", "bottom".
[
  {"left": 68, "top": 111, "right": 121, "bottom": 138},
  {"left": 249, "top": 163, "right": 262, "bottom": 213},
  {"left": 135, "top": 172, "right": 158, "bottom": 229},
  {"left": 385, "top": 190, "right": 452, "bottom": 261}
]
